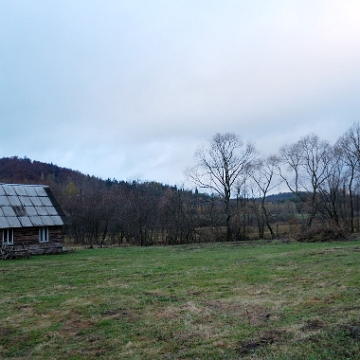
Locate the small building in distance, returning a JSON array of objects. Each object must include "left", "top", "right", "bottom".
[{"left": 0, "top": 183, "right": 66, "bottom": 255}]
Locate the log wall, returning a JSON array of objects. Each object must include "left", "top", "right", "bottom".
[{"left": 13, "top": 226, "right": 64, "bottom": 246}]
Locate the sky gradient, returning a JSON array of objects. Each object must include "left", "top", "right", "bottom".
[{"left": 1, "top": 1, "right": 360, "bottom": 186}]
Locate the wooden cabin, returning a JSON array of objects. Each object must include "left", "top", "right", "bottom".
[{"left": 0, "top": 184, "right": 66, "bottom": 257}]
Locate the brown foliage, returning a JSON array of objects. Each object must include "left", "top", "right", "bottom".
[{"left": 296, "top": 225, "right": 348, "bottom": 243}]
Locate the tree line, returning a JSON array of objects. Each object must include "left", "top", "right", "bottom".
[
  {"left": 2, "top": 123, "right": 360, "bottom": 245},
  {"left": 188, "top": 124, "right": 360, "bottom": 242},
  {"left": 56, "top": 122, "right": 360, "bottom": 245}
]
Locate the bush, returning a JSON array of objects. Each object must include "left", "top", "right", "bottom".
[{"left": 296, "top": 226, "right": 348, "bottom": 242}]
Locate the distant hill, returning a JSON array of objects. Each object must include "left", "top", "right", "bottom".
[
  {"left": 0, "top": 156, "right": 298, "bottom": 203},
  {"left": 0, "top": 156, "right": 90, "bottom": 186},
  {"left": 265, "top": 192, "right": 299, "bottom": 202},
  {"left": 0, "top": 156, "right": 180, "bottom": 198}
]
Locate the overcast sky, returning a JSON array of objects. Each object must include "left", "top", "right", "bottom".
[{"left": 1, "top": 1, "right": 360, "bottom": 187}]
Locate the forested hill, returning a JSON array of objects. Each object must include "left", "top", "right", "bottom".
[
  {"left": 0, "top": 156, "right": 180, "bottom": 196},
  {"left": 0, "top": 156, "right": 296, "bottom": 201},
  {"left": 264, "top": 192, "right": 300, "bottom": 202},
  {"left": 0, "top": 156, "right": 86, "bottom": 185}
]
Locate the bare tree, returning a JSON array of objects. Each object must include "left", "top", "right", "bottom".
[
  {"left": 300, "top": 135, "right": 333, "bottom": 227},
  {"left": 336, "top": 123, "right": 360, "bottom": 232},
  {"left": 280, "top": 134, "right": 332, "bottom": 229},
  {"left": 250, "top": 155, "right": 282, "bottom": 238},
  {"left": 317, "top": 145, "right": 346, "bottom": 226},
  {"left": 188, "top": 133, "right": 255, "bottom": 241},
  {"left": 279, "top": 141, "right": 307, "bottom": 228}
]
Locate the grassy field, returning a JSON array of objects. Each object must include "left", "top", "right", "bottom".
[{"left": 1, "top": 240, "right": 360, "bottom": 359}]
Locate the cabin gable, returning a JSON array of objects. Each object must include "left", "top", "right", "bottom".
[{"left": 0, "top": 184, "right": 66, "bottom": 256}]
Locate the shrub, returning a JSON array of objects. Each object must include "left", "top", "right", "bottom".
[{"left": 296, "top": 226, "right": 348, "bottom": 243}]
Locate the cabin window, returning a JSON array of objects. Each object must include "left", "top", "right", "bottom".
[
  {"left": 3, "top": 229, "right": 14, "bottom": 246},
  {"left": 39, "top": 227, "right": 49, "bottom": 243}
]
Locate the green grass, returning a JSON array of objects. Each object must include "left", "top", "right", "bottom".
[{"left": 1, "top": 240, "right": 360, "bottom": 359}]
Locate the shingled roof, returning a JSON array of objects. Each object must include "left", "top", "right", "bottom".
[{"left": 0, "top": 184, "right": 65, "bottom": 229}]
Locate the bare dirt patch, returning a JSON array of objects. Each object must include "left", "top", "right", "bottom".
[
  {"left": 237, "top": 329, "right": 288, "bottom": 355},
  {"left": 101, "top": 307, "right": 138, "bottom": 322},
  {"left": 242, "top": 304, "right": 271, "bottom": 326},
  {"left": 301, "top": 318, "right": 325, "bottom": 332},
  {"left": 203, "top": 299, "right": 242, "bottom": 311},
  {"left": 58, "top": 310, "right": 95, "bottom": 338},
  {"left": 0, "top": 327, "right": 13, "bottom": 337},
  {"left": 339, "top": 321, "right": 360, "bottom": 340}
]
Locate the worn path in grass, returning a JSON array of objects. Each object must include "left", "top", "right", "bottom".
[{"left": 1, "top": 241, "right": 360, "bottom": 359}]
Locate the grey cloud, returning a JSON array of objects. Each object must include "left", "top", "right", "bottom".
[{"left": 1, "top": 1, "right": 360, "bottom": 185}]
